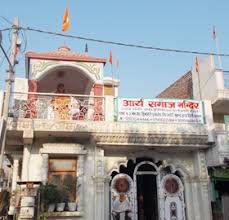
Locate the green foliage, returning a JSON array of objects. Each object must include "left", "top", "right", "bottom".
[
  {"left": 40, "top": 183, "right": 59, "bottom": 205},
  {"left": 56, "top": 187, "right": 69, "bottom": 203}
]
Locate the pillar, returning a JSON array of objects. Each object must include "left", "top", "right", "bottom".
[
  {"left": 105, "top": 96, "right": 114, "bottom": 122},
  {"left": 94, "top": 148, "right": 105, "bottom": 220},
  {"left": 192, "top": 151, "right": 212, "bottom": 220},
  {"left": 41, "top": 153, "right": 48, "bottom": 184},
  {"left": 104, "top": 176, "right": 111, "bottom": 220},
  {"left": 77, "top": 155, "right": 85, "bottom": 213},
  {"left": 8, "top": 155, "right": 21, "bottom": 215},
  {"left": 21, "top": 129, "right": 33, "bottom": 181},
  {"left": 21, "top": 145, "right": 31, "bottom": 181},
  {"left": 183, "top": 179, "right": 194, "bottom": 220}
]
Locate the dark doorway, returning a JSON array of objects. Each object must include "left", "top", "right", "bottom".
[{"left": 137, "top": 174, "right": 158, "bottom": 220}]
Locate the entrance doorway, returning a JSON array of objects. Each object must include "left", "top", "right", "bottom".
[
  {"left": 137, "top": 175, "right": 158, "bottom": 220},
  {"left": 134, "top": 162, "right": 158, "bottom": 220},
  {"left": 110, "top": 159, "right": 186, "bottom": 220},
  {"left": 110, "top": 159, "right": 161, "bottom": 220}
]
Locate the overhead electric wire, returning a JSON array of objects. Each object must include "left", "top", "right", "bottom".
[
  {"left": 0, "top": 46, "right": 10, "bottom": 68},
  {"left": 1, "top": 24, "right": 229, "bottom": 57},
  {"left": 0, "top": 16, "right": 13, "bottom": 25},
  {"left": 20, "top": 26, "right": 229, "bottom": 57},
  {"left": 0, "top": 27, "right": 12, "bottom": 32},
  {"left": 0, "top": 44, "right": 13, "bottom": 70},
  {"left": 19, "top": 29, "right": 27, "bottom": 53}
]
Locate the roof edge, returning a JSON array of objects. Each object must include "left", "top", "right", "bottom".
[{"left": 25, "top": 51, "right": 107, "bottom": 63}]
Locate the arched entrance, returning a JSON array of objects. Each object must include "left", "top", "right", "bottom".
[
  {"left": 133, "top": 161, "right": 159, "bottom": 220},
  {"left": 109, "top": 159, "right": 186, "bottom": 220},
  {"left": 110, "top": 159, "right": 161, "bottom": 220}
]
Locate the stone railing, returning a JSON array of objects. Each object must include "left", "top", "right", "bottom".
[{"left": 10, "top": 92, "right": 105, "bottom": 121}]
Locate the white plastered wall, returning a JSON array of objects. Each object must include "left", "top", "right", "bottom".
[{"left": 192, "top": 55, "right": 224, "bottom": 102}]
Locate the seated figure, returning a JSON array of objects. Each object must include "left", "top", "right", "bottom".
[{"left": 51, "top": 83, "right": 71, "bottom": 120}]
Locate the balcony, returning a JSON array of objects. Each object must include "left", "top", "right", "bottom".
[
  {"left": 5, "top": 93, "right": 211, "bottom": 152},
  {"left": 10, "top": 92, "right": 105, "bottom": 121}
]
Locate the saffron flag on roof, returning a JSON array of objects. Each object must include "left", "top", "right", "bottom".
[
  {"left": 62, "top": 8, "right": 70, "bottom": 32},
  {"left": 195, "top": 56, "right": 199, "bottom": 74},
  {"left": 109, "top": 49, "right": 113, "bottom": 65}
]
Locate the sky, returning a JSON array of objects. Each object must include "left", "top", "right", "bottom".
[{"left": 1, "top": 1, "right": 229, "bottom": 98}]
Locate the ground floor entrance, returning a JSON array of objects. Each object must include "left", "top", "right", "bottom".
[
  {"left": 110, "top": 158, "right": 186, "bottom": 220},
  {"left": 136, "top": 172, "right": 158, "bottom": 219}
]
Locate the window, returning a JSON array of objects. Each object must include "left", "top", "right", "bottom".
[{"left": 48, "top": 159, "right": 77, "bottom": 202}]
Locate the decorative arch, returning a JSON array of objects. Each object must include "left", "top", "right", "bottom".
[
  {"left": 33, "top": 63, "right": 99, "bottom": 95},
  {"left": 133, "top": 161, "right": 159, "bottom": 176},
  {"left": 36, "top": 63, "right": 97, "bottom": 83},
  {"left": 107, "top": 159, "right": 128, "bottom": 176},
  {"left": 159, "top": 162, "right": 191, "bottom": 179},
  {"left": 159, "top": 174, "right": 186, "bottom": 220},
  {"left": 133, "top": 160, "right": 160, "bottom": 220}
]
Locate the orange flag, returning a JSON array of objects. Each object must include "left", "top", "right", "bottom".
[
  {"left": 109, "top": 49, "right": 113, "bottom": 65},
  {"left": 62, "top": 8, "right": 70, "bottom": 32},
  {"left": 195, "top": 56, "right": 199, "bottom": 73}
]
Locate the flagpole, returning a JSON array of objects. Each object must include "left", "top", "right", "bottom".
[
  {"left": 213, "top": 26, "right": 223, "bottom": 69},
  {"left": 115, "top": 59, "right": 120, "bottom": 81},
  {"left": 197, "top": 71, "right": 202, "bottom": 100},
  {"left": 109, "top": 49, "right": 114, "bottom": 96},
  {"left": 111, "top": 63, "right": 114, "bottom": 95},
  {"left": 195, "top": 56, "right": 202, "bottom": 100},
  {"left": 215, "top": 36, "right": 223, "bottom": 69}
]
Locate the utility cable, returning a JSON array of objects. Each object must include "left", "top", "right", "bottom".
[
  {"left": 0, "top": 28, "right": 12, "bottom": 32},
  {"left": 0, "top": 46, "right": 10, "bottom": 68},
  {"left": 0, "top": 16, "right": 13, "bottom": 25},
  {"left": 3, "top": 25, "right": 229, "bottom": 57},
  {"left": 20, "top": 26, "right": 229, "bottom": 57}
]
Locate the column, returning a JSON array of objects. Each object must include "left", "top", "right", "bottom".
[
  {"left": 183, "top": 179, "right": 194, "bottom": 220},
  {"left": 77, "top": 155, "right": 85, "bottom": 213},
  {"left": 200, "top": 179, "right": 212, "bottom": 220},
  {"left": 94, "top": 176, "right": 105, "bottom": 220},
  {"left": 41, "top": 154, "right": 48, "bottom": 184},
  {"left": 105, "top": 96, "right": 114, "bottom": 122},
  {"left": 190, "top": 178, "right": 202, "bottom": 220},
  {"left": 193, "top": 151, "right": 212, "bottom": 220},
  {"left": 21, "top": 145, "right": 31, "bottom": 181},
  {"left": 21, "top": 129, "right": 33, "bottom": 181},
  {"left": 94, "top": 148, "right": 105, "bottom": 220},
  {"left": 93, "top": 83, "right": 104, "bottom": 121},
  {"left": 104, "top": 176, "right": 111, "bottom": 220},
  {"left": 8, "top": 155, "right": 20, "bottom": 215}
]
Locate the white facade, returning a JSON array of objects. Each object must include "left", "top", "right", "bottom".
[{"left": 2, "top": 47, "right": 215, "bottom": 220}]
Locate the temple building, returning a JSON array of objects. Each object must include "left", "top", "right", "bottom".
[{"left": 1, "top": 45, "right": 216, "bottom": 220}]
